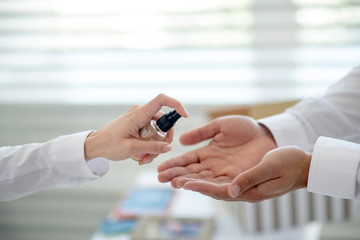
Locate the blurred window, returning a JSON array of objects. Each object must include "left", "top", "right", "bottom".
[{"left": 0, "top": 0, "right": 359, "bottom": 104}]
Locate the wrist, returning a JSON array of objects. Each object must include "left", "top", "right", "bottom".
[
  {"left": 259, "top": 123, "right": 277, "bottom": 148},
  {"left": 84, "top": 131, "right": 102, "bottom": 161},
  {"left": 303, "top": 152, "right": 312, "bottom": 187}
]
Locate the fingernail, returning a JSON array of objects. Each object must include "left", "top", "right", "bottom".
[
  {"left": 230, "top": 185, "right": 241, "bottom": 198},
  {"left": 143, "top": 158, "right": 152, "bottom": 164},
  {"left": 162, "top": 145, "right": 172, "bottom": 153},
  {"left": 184, "top": 109, "right": 190, "bottom": 118}
]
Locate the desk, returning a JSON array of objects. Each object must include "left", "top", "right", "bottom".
[{"left": 90, "top": 170, "right": 322, "bottom": 240}]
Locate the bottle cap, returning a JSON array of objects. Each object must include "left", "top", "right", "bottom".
[{"left": 156, "top": 110, "right": 181, "bottom": 132}]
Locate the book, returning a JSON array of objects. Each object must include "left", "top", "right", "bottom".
[
  {"left": 131, "top": 216, "right": 214, "bottom": 240},
  {"left": 113, "top": 187, "right": 175, "bottom": 219}
]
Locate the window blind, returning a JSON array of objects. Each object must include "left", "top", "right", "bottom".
[{"left": 0, "top": 0, "right": 359, "bottom": 105}]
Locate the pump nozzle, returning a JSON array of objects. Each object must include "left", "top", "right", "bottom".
[{"left": 156, "top": 110, "right": 181, "bottom": 132}]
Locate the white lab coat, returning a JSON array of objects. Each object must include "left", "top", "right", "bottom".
[
  {"left": 260, "top": 65, "right": 360, "bottom": 200},
  {"left": 0, "top": 131, "right": 110, "bottom": 201}
]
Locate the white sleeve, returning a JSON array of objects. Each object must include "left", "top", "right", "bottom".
[
  {"left": 0, "top": 131, "right": 110, "bottom": 201},
  {"left": 308, "top": 137, "right": 360, "bottom": 200},
  {"left": 259, "top": 65, "right": 360, "bottom": 151}
]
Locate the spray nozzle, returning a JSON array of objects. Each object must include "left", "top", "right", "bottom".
[{"left": 156, "top": 110, "right": 181, "bottom": 132}]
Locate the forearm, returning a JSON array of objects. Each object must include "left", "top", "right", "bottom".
[{"left": 260, "top": 65, "right": 360, "bottom": 152}]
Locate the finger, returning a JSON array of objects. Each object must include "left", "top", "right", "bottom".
[
  {"left": 173, "top": 169, "right": 216, "bottom": 188},
  {"left": 158, "top": 166, "right": 190, "bottom": 183},
  {"left": 132, "top": 153, "right": 146, "bottom": 161},
  {"left": 158, "top": 162, "right": 203, "bottom": 183},
  {"left": 139, "top": 154, "right": 157, "bottom": 165},
  {"left": 170, "top": 167, "right": 209, "bottom": 187},
  {"left": 138, "top": 94, "right": 189, "bottom": 126},
  {"left": 129, "top": 139, "right": 172, "bottom": 155},
  {"left": 127, "top": 104, "right": 141, "bottom": 113},
  {"left": 252, "top": 178, "right": 289, "bottom": 196},
  {"left": 179, "top": 119, "right": 220, "bottom": 145},
  {"left": 183, "top": 180, "right": 230, "bottom": 200},
  {"left": 157, "top": 150, "right": 200, "bottom": 172},
  {"left": 228, "top": 163, "right": 274, "bottom": 198},
  {"left": 164, "top": 128, "right": 174, "bottom": 144},
  {"left": 234, "top": 180, "right": 290, "bottom": 203},
  {"left": 172, "top": 176, "right": 201, "bottom": 188}
]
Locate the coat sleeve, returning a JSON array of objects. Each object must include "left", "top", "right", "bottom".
[
  {"left": 259, "top": 65, "right": 360, "bottom": 152},
  {"left": 307, "top": 137, "right": 360, "bottom": 200},
  {"left": 0, "top": 131, "right": 110, "bottom": 201}
]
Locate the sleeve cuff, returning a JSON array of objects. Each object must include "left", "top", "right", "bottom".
[
  {"left": 258, "top": 113, "right": 313, "bottom": 151},
  {"left": 307, "top": 137, "right": 360, "bottom": 199},
  {"left": 51, "top": 131, "right": 110, "bottom": 180}
]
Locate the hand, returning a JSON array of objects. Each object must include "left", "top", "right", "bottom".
[
  {"left": 84, "top": 94, "right": 189, "bottom": 164},
  {"left": 228, "top": 146, "right": 311, "bottom": 202},
  {"left": 157, "top": 115, "right": 277, "bottom": 200}
]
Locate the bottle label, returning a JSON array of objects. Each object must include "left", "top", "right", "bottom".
[
  {"left": 140, "top": 127, "right": 148, "bottom": 138},
  {"left": 140, "top": 127, "right": 155, "bottom": 141}
]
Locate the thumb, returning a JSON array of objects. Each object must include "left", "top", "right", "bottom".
[
  {"left": 129, "top": 139, "right": 172, "bottom": 155},
  {"left": 180, "top": 119, "right": 220, "bottom": 145},
  {"left": 228, "top": 163, "right": 273, "bottom": 198}
]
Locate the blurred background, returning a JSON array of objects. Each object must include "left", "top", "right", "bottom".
[{"left": 0, "top": 0, "right": 360, "bottom": 239}]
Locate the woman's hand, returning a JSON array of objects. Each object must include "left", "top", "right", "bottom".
[{"left": 84, "top": 93, "right": 189, "bottom": 164}]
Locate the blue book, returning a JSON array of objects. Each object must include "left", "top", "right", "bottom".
[
  {"left": 116, "top": 187, "right": 174, "bottom": 217},
  {"left": 99, "top": 217, "right": 137, "bottom": 235}
]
